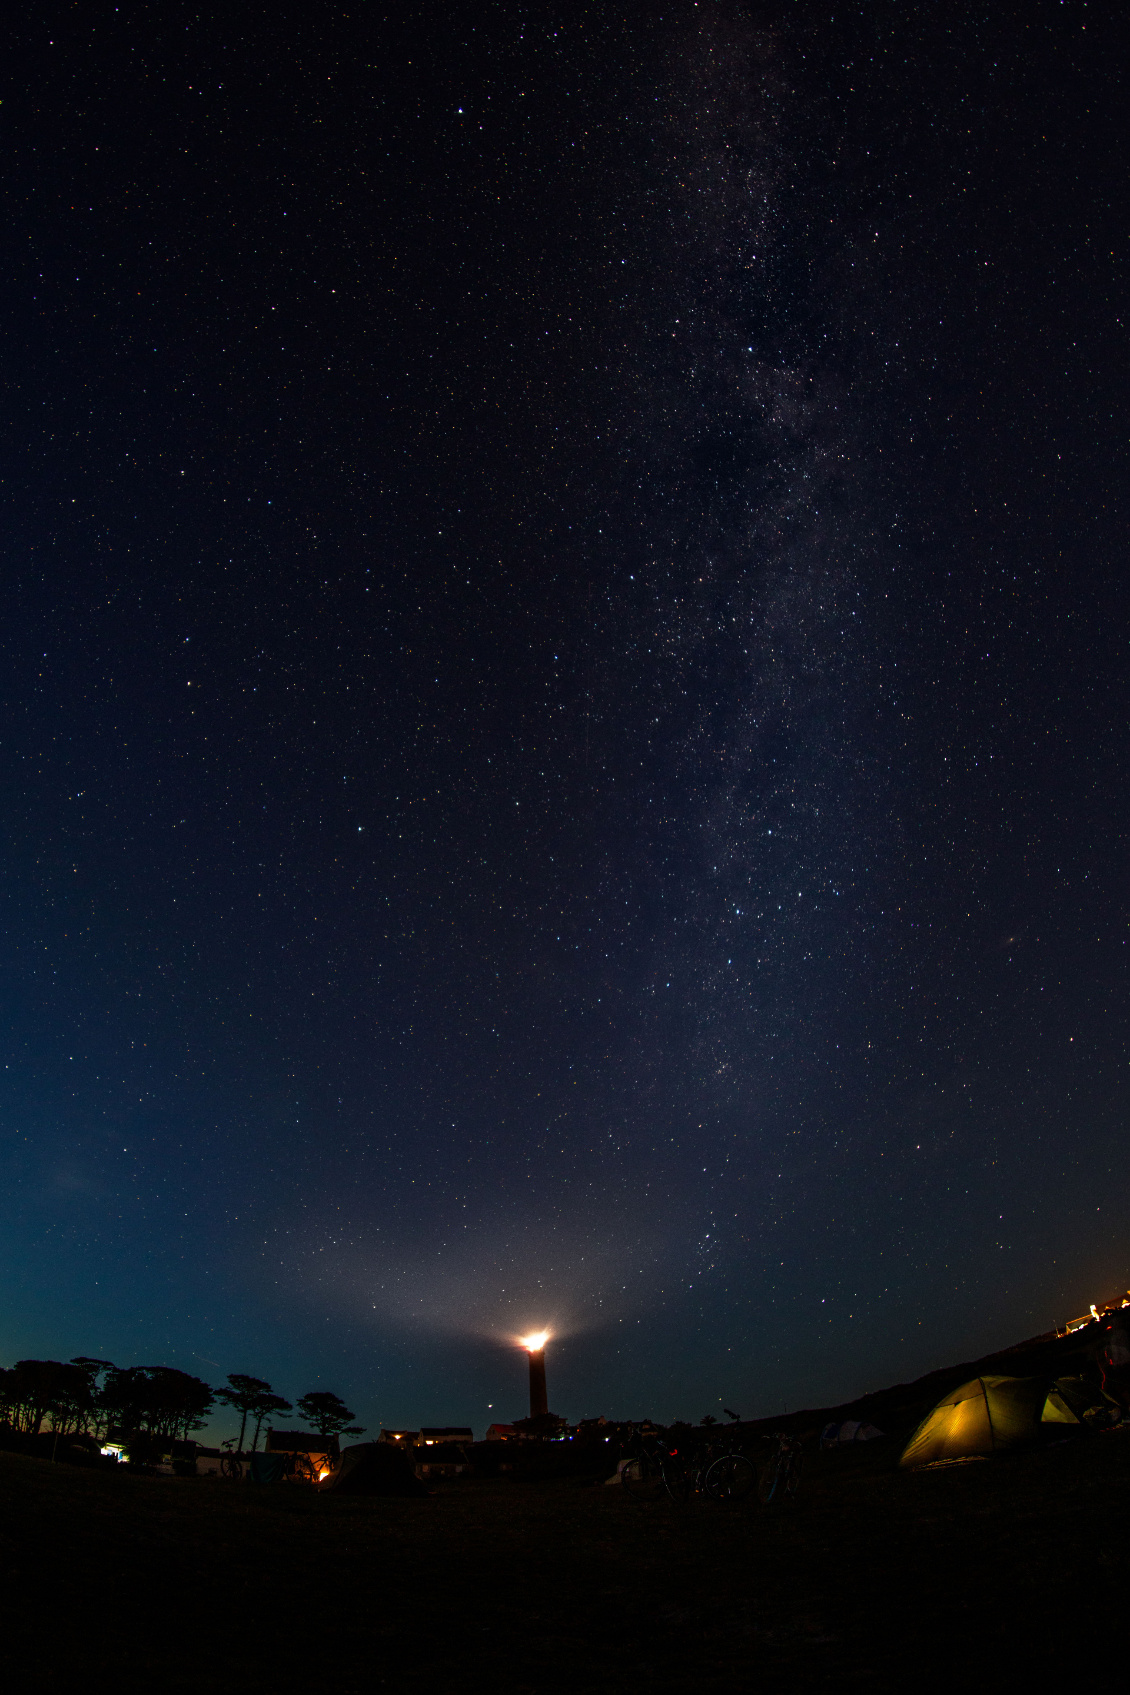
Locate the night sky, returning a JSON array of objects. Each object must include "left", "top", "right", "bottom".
[{"left": 2, "top": 2, "right": 1127, "bottom": 1438}]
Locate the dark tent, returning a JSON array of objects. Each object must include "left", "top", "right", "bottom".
[
  {"left": 1045, "top": 1374, "right": 1119, "bottom": 1426},
  {"left": 320, "top": 1442, "right": 429, "bottom": 1497}
]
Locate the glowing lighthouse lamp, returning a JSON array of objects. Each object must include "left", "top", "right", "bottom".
[{"left": 520, "top": 1331, "right": 550, "bottom": 1419}]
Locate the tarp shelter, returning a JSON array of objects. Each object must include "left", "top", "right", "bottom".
[
  {"left": 250, "top": 1452, "right": 288, "bottom": 1485},
  {"left": 900, "top": 1374, "right": 1115, "bottom": 1467},
  {"left": 319, "top": 1441, "right": 429, "bottom": 1497}
]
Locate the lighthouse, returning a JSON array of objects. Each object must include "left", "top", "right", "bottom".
[{"left": 521, "top": 1332, "right": 550, "bottom": 1418}]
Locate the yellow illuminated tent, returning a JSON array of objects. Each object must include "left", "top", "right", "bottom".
[{"left": 899, "top": 1374, "right": 1113, "bottom": 1467}]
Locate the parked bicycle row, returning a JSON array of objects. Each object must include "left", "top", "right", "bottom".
[{"left": 618, "top": 1420, "right": 803, "bottom": 1505}]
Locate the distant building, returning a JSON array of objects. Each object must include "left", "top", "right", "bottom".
[
  {"left": 413, "top": 1429, "right": 473, "bottom": 1477},
  {"left": 419, "top": 1426, "right": 473, "bottom": 1446},
  {"left": 485, "top": 1423, "right": 517, "bottom": 1441},
  {"left": 378, "top": 1429, "right": 419, "bottom": 1447}
]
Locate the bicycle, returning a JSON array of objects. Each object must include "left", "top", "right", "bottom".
[
  {"left": 621, "top": 1426, "right": 752, "bottom": 1504},
  {"left": 658, "top": 1412, "right": 754, "bottom": 1504},
  {"left": 219, "top": 1440, "right": 243, "bottom": 1481},
  {"left": 291, "top": 1452, "right": 335, "bottom": 1484},
  {"left": 620, "top": 1428, "right": 690, "bottom": 1504},
  {"left": 702, "top": 1446, "right": 757, "bottom": 1502},
  {"left": 756, "top": 1431, "right": 803, "bottom": 1504},
  {"left": 687, "top": 1418, "right": 756, "bottom": 1502}
]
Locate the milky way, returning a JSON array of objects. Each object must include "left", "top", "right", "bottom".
[{"left": 1, "top": 4, "right": 1126, "bottom": 1432}]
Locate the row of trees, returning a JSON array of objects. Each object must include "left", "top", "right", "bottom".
[
  {"left": 0, "top": 1358, "right": 362, "bottom": 1450},
  {"left": 0, "top": 1359, "right": 213, "bottom": 1442},
  {"left": 215, "top": 1374, "right": 363, "bottom": 1450}
]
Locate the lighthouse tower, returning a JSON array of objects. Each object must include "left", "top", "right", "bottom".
[{"left": 521, "top": 1332, "right": 550, "bottom": 1419}]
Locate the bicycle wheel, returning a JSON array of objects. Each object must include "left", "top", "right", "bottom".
[
  {"left": 221, "top": 1455, "right": 243, "bottom": 1482},
  {"left": 621, "top": 1453, "right": 665, "bottom": 1503},
  {"left": 703, "top": 1453, "right": 756, "bottom": 1502},
  {"left": 757, "top": 1453, "right": 784, "bottom": 1505},
  {"left": 661, "top": 1454, "right": 693, "bottom": 1503}
]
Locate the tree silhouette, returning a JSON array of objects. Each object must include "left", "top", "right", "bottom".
[
  {"left": 0, "top": 1358, "right": 210, "bottom": 1450},
  {"left": 250, "top": 1392, "right": 293, "bottom": 1451},
  {"left": 47, "top": 1363, "right": 98, "bottom": 1437},
  {"left": 295, "top": 1391, "right": 364, "bottom": 1441},
  {"left": 2, "top": 1361, "right": 89, "bottom": 1436},
  {"left": 100, "top": 1367, "right": 151, "bottom": 1438},
  {"left": 99, "top": 1366, "right": 213, "bottom": 1442},
  {"left": 71, "top": 1360, "right": 115, "bottom": 1437},
  {"left": 0, "top": 1367, "right": 18, "bottom": 1429},
  {"left": 141, "top": 1367, "right": 214, "bottom": 1439},
  {"left": 214, "top": 1374, "right": 272, "bottom": 1453}
]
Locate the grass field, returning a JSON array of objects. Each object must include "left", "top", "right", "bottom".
[{"left": 2, "top": 1428, "right": 1128, "bottom": 1693}]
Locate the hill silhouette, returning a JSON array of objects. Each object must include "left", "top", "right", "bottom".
[{"left": 745, "top": 1317, "right": 1114, "bottom": 1446}]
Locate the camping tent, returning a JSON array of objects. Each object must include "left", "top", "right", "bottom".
[
  {"left": 319, "top": 1441, "right": 429, "bottom": 1497},
  {"left": 900, "top": 1374, "right": 1115, "bottom": 1468},
  {"left": 821, "top": 1420, "right": 884, "bottom": 1447}
]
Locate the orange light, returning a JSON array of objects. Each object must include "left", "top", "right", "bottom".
[
  {"left": 318, "top": 1469, "right": 330, "bottom": 1481},
  {"left": 520, "top": 1330, "right": 549, "bottom": 1351}
]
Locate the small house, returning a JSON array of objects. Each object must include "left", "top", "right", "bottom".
[
  {"left": 413, "top": 1427, "right": 473, "bottom": 1478},
  {"left": 419, "top": 1427, "right": 473, "bottom": 1447}
]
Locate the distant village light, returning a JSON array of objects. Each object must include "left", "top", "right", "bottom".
[{"left": 1059, "top": 1291, "right": 1130, "bottom": 1336}]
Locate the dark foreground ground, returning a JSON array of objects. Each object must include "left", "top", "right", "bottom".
[{"left": 2, "top": 1429, "right": 1128, "bottom": 1693}]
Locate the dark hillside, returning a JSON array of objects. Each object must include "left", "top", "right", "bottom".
[{"left": 752, "top": 1323, "right": 1111, "bottom": 1446}]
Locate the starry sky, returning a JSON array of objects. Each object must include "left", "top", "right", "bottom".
[{"left": 1, "top": 1, "right": 1127, "bottom": 1436}]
